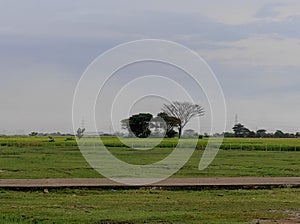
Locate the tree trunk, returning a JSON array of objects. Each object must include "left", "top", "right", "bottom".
[{"left": 178, "top": 126, "right": 182, "bottom": 139}]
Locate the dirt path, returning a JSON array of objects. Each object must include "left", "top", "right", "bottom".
[{"left": 0, "top": 177, "right": 299, "bottom": 189}]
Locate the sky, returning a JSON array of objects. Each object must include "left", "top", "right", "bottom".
[{"left": 1, "top": 0, "right": 300, "bottom": 134}]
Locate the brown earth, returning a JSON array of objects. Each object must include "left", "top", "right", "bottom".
[{"left": 0, "top": 177, "right": 299, "bottom": 189}]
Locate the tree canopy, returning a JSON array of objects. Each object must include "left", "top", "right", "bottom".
[
  {"left": 156, "top": 112, "right": 180, "bottom": 138},
  {"left": 128, "top": 113, "right": 153, "bottom": 138},
  {"left": 122, "top": 112, "right": 180, "bottom": 138}
]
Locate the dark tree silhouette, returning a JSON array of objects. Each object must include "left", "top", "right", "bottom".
[
  {"left": 76, "top": 128, "right": 85, "bottom": 139},
  {"left": 29, "top": 132, "right": 38, "bottom": 136},
  {"left": 256, "top": 129, "right": 267, "bottom": 138},
  {"left": 233, "top": 123, "right": 256, "bottom": 138},
  {"left": 274, "top": 130, "right": 285, "bottom": 138},
  {"left": 233, "top": 123, "right": 248, "bottom": 137},
  {"left": 156, "top": 112, "right": 180, "bottom": 138},
  {"left": 128, "top": 113, "right": 153, "bottom": 138}
]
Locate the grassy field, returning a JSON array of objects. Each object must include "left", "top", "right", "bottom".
[
  {"left": 0, "top": 188, "right": 299, "bottom": 223},
  {"left": 1, "top": 136, "right": 300, "bottom": 151},
  {"left": 0, "top": 137, "right": 299, "bottom": 179},
  {"left": 0, "top": 136, "right": 299, "bottom": 223}
]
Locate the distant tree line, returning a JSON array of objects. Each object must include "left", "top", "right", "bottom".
[
  {"left": 213, "top": 123, "right": 300, "bottom": 138},
  {"left": 29, "top": 132, "right": 74, "bottom": 137}
]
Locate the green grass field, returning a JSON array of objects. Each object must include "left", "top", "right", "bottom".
[
  {"left": 0, "top": 136, "right": 299, "bottom": 223},
  {"left": 1, "top": 136, "right": 300, "bottom": 151},
  {"left": 0, "top": 136, "right": 299, "bottom": 179},
  {"left": 0, "top": 188, "right": 299, "bottom": 223}
]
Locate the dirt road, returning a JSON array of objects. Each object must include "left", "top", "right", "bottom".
[{"left": 0, "top": 177, "right": 299, "bottom": 189}]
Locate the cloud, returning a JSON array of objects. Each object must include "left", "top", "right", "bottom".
[
  {"left": 255, "top": 3, "right": 283, "bottom": 19},
  {"left": 200, "top": 35, "right": 300, "bottom": 67},
  {"left": 263, "top": 1, "right": 300, "bottom": 21}
]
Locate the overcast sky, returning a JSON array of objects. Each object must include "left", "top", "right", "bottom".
[{"left": 1, "top": 0, "right": 300, "bottom": 134}]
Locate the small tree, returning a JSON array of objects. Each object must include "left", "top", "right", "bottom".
[
  {"left": 48, "top": 136, "right": 55, "bottom": 142},
  {"left": 76, "top": 128, "right": 85, "bottom": 139},
  {"left": 29, "top": 132, "right": 38, "bottom": 136},
  {"left": 162, "top": 101, "right": 204, "bottom": 138}
]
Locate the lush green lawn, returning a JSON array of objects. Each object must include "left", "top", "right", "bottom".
[
  {"left": 0, "top": 188, "right": 299, "bottom": 223},
  {"left": 0, "top": 140, "right": 299, "bottom": 179}
]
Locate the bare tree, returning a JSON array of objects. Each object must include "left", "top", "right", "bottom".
[
  {"left": 76, "top": 128, "right": 85, "bottom": 139},
  {"left": 162, "top": 101, "right": 204, "bottom": 138}
]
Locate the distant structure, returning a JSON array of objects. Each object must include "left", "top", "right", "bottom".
[
  {"left": 234, "top": 114, "right": 239, "bottom": 125},
  {"left": 81, "top": 117, "right": 85, "bottom": 130}
]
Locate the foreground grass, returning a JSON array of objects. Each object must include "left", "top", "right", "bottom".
[
  {"left": 0, "top": 137, "right": 299, "bottom": 223},
  {"left": 0, "top": 145, "right": 299, "bottom": 178},
  {"left": 0, "top": 188, "right": 299, "bottom": 223},
  {"left": 0, "top": 146, "right": 99, "bottom": 179},
  {"left": 0, "top": 136, "right": 299, "bottom": 178}
]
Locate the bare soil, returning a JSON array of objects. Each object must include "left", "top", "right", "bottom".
[{"left": 0, "top": 177, "right": 299, "bottom": 189}]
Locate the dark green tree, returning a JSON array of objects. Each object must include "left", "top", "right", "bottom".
[
  {"left": 129, "top": 113, "right": 153, "bottom": 138},
  {"left": 232, "top": 123, "right": 252, "bottom": 137},
  {"left": 29, "top": 132, "right": 38, "bottom": 136},
  {"left": 274, "top": 130, "right": 285, "bottom": 138},
  {"left": 256, "top": 129, "right": 267, "bottom": 138},
  {"left": 156, "top": 112, "right": 180, "bottom": 138},
  {"left": 233, "top": 123, "right": 244, "bottom": 137}
]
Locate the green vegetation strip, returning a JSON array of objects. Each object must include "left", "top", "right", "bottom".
[
  {"left": 1, "top": 136, "right": 300, "bottom": 151},
  {"left": 0, "top": 146, "right": 299, "bottom": 179},
  {"left": 0, "top": 137, "right": 299, "bottom": 179},
  {"left": 0, "top": 188, "right": 299, "bottom": 223},
  {"left": 0, "top": 137, "right": 299, "bottom": 223}
]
